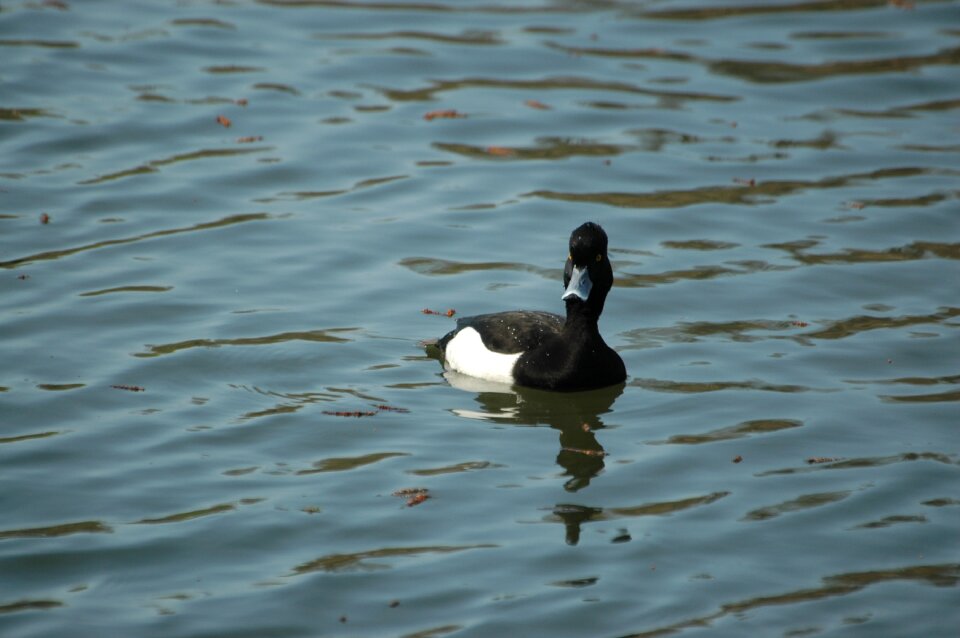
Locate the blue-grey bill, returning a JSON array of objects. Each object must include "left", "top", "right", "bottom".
[{"left": 562, "top": 265, "right": 592, "bottom": 301}]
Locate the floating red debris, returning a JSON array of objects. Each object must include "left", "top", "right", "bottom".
[
  {"left": 236, "top": 136, "right": 263, "bottom": 143},
  {"left": 376, "top": 404, "right": 410, "bottom": 413},
  {"left": 42, "top": 0, "right": 69, "bottom": 9},
  {"left": 733, "top": 177, "right": 755, "bottom": 187},
  {"left": 524, "top": 99, "right": 551, "bottom": 110},
  {"left": 216, "top": 114, "right": 232, "bottom": 128},
  {"left": 423, "top": 109, "right": 465, "bottom": 121},
  {"left": 422, "top": 308, "right": 456, "bottom": 317},
  {"left": 393, "top": 487, "right": 430, "bottom": 507},
  {"left": 323, "top": 404, "right": 409, "bottom": 418},
  {"left": 791, "top": 321, "right": 809, "bottom": 328},
  {"left": 732, "top": 455, "right": 743, "bottom": 463},
  {"left": 889, "top": 0, "right": 915, "bottom": 9},
  {"left": 235, "top": 98, "right": 248, "bottom": 106},
  {"left": 112, "top": 385, "right": 145, "bottom": 392},
  {"left": 486, "top": 146, "right": 514, "bottom": 157},
  {"left": 40, "top": 213, "right": 50, "bottom": 224},
  {"left": 406, "top": 493, "right": 429, "bottom": 507}
]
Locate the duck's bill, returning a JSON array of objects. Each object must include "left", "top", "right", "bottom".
[{"left": 562, "top": 265, "right": 592, "bottom": 301}]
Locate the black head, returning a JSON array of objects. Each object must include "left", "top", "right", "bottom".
[{"left": 562, "top": 222, "right": 614, "bottom": 317}]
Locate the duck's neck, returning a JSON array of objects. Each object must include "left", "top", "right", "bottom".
[{"left": 563, "top": 299, "right": 602, "bottom": 337}]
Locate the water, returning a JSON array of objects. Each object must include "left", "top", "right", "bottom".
[{"left": 2, "top": 1, "right": 958, "bottom": 636}]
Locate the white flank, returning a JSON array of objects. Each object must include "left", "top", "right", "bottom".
[{"left": 443, "top": 327, "right": 521, "bottom": 385}]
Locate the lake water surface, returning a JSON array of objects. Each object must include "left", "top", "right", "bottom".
[{"left": 2, "top": 1, "right": 959, "bottom": 636}]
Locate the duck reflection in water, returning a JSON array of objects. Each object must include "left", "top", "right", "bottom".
[
  {"left": 443, "top": 371, "right": 624, "bottom": 493},
  {"left": 442, "top": 373, "right": 624, "bottom": 545}
]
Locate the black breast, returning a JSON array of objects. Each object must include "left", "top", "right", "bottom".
[{"left": 513, "top": 335, "right": 626, "bottom": 392}]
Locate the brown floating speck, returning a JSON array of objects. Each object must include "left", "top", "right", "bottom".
[
  {"left": 392, "top": 487, "right": 430, "bottom": 507},
  {"left": 422, "top": 308, "right": 456, "bottom": 317},
  {"left": 423, "top": 109, "right": 465, "bottom": 121}
]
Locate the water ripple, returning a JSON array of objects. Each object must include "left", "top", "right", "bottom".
[
  {"left": 742, "top": 489, "right": 853, "bottom": 521},
  {"left": 758, "top": 452, "right": 959, "bottom": 476},
  {"left": 0, "top": 600, "right": 64, "bottom": 614},
  {"left": 295, "top": 451, "right": 409, "bottom": 475},
  {"left": 135, "top": 328, "right": 358, "bottom": 358},
  {"left": 377, "top": 76, "right": 737, "bottom": 103},
  {"left": 136, "top": 503, "right": 236, "bottom": 525},
  {"left": 631, "top": 378, "right": 830, "bottom": 394},
  {"left": 530, "top": 166, "right": 955, "bottom": 209},
  {"left": 0, "top": 521, "right": 112, "bottom": 539},
  {"left": 78, "top": 146, "right": 272, "bottom": 185},
  {"left": 291, "top": 544, "right": 497, "bottom": 575},
  {"left": 0, "top": 213, "right": 271, "bottom": 270},
  {"left": 642, "top": 0, "right": 950, "bottom": 20},
  {"left": 651, "top": 418, "right": 803, "bottom": 445},
  {"left": 623, "top": 562, "right": 960, "bottom": 637}
]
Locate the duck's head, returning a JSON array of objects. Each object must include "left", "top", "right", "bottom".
[{"left": 562, "top": 222, "right": 614, "bottom": 316}]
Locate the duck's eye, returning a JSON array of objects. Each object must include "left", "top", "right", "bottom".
[
  {"left": 568, "top": 253, "right": 572, "bottom": 261},
  {"left": 595, "top": 253, "right": 602, "bottom": 262}
]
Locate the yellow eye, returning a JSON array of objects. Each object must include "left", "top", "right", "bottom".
[
  {"left": 568, "top": 253, "right": 572, "bottom": 261},
  {"left": 595, "top": 254, "right": 602, "bottom": 262}
]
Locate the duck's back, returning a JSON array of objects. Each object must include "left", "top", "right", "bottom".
[{"left": 439, "top": 310, "right": 564, "bottom": 355}]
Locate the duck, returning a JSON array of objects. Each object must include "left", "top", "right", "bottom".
[{"left": 437, "top": 222, "right": 626, "bottom": 392}]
